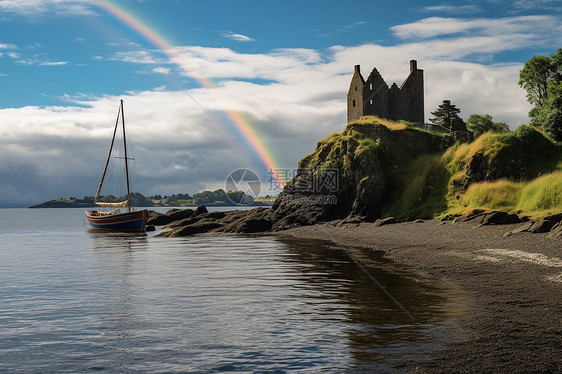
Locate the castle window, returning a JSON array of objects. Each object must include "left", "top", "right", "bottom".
[
  {"left": 355, "top": 86, "right": 357, "bottom": 92},
  {"left": 410, "top": 100, "right": 413, "bottom": 106},
  {"left": 370, "top": 83, "right": 373, "bottom": 90},
  {"left": 369, "top": 99, "right": 373, "bottom": 105},
  {"left": 352, "top": 100, "right": 356, "bottom": 107}
]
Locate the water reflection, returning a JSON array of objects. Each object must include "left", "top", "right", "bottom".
[
  {"left": 83, "top": 233, "right": 460, "bottom": 372},
  {"left": 88, "top": 230, "right": 148, "bottom": 252},
  {"left": 274, "top": 236, "right": 461, "bottom": 370}
]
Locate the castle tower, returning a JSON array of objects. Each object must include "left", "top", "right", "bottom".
[
  {"left": 346, "top": 60, "right": 424, "bottom": 124},
  {"left": 346, "top": 65, "right": 365, "bottom": 123}
]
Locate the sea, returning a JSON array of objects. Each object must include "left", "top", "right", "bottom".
[{"left": 0, "top": 207, "right": 461, "bottom": 373}]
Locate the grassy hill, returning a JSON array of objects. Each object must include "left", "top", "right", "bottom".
[{"left": 288, "top": 116, "right": 562, "bottom": 221}]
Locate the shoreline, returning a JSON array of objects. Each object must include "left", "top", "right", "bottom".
[{"left": 276, "top": 220, "right": 561, "bottom": 373}]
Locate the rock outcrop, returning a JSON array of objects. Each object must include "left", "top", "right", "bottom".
[
  {"left": 505, "top": 213, "right": 562, "bottom": 238},
  {"left": 151, "top": 119, "right": 561, "bottom": 237}
]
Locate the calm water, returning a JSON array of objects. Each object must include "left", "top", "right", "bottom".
[{"left": 0, "top": 208, "right": 460, "bottom": 373}]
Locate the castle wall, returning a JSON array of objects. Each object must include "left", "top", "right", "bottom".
[
  {"left": 347, "top": 60, "right": 424, "bottom": 124},
  {"left": 364, "top": 68, "right": 390, "bottom": 120}
]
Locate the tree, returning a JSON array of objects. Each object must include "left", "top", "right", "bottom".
[
  {"left": 520, "top": 49, "right": 562, "bottom": 141},
  {"left": 466, "top": 114, "right": 510, "bottom": 138},
  {"left": 533, "top": 80, "right": 562, "bottom": 141},
  {"left": 430, "top": 100, "right": 464, "bottom": 132},
  {"left": 518, "top": 56, "right": 554, "bottom": 109}
]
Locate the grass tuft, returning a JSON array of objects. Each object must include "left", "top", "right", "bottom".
[
  {"left": 462, "top": 180, "right": 522, "bottom": 210},
  {"left": 516, "top": 171, "right": 562, "bottom": 214}
]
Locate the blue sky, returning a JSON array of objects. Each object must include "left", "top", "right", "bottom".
[{"left": 0, "top": 0, "right": 561, "bottom": 206}]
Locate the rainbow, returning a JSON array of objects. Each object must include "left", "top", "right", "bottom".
[{"left": 95, "top": 0, "right": 284, "bottom": 188}]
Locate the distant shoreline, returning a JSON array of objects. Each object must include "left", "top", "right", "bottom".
[{"left": 28, "top": 200, "right": 271, "bottom": 209}]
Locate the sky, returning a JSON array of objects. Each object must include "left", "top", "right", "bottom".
[{"left": 0, "top": 0, "right": 561, "bottom": 207}]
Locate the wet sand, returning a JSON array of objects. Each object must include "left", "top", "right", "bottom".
[{"left": 279, "top": 220, "right": 561, "bottom": 373}]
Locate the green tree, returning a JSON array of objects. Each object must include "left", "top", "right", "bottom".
[
  {"left": 467, "top": 114, "right": 510, "bottom": 138},
  {"left": 533, "top": 80, "right": 562, "bottom": 141},
  {"left": 430, "top": 100, "right": 463, "bottom": 132},
  {"left": 518, "top": 56, "right": 554, "bottom": 109},
  {"left": 520, "top": 49, "right": 562, "bottom": 141}
]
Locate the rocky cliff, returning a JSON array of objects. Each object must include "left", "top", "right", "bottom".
[{"left": 153, "top": 117, "right": 562, "bottom": 237}]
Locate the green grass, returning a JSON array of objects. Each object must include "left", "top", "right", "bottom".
[
  {"left": 383, "top": 153, "right": 451, "bottom": 220},
  {"left": 462, "top": 180, "right": 522, "bottom": 210},
  {"left": 516, "top": 171, "right": 562, "bottom": 215},
  {"left": 457, "top": 170, "right": 562, "bottom": 217},
  {"left": 348, "top": 115, "right": 407, "bottom": 130}
]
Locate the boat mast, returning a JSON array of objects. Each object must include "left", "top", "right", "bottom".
[
  {"left": 121, "top": 99, "right": 132, "bottom": 212},
  {"left": 93, "top": 103, "right": 121, "bottom": 204}
]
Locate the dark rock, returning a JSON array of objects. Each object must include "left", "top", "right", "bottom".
[
  {"left": 145, "top": 225, "right": 156, "bottom": 232},
  {"left": 373, "top": 217, "right": 395, "bottom": 227},
  {"left": 547, "top": 222, "right": 562, "bottom": 238},
  {"left": 146, "top": 211, "right": 174, "bottom": 226},
  {"left": 231, "top": 218, "right": 272, "bottom": 233},
  {"left": 169, "top": 211, "right": 227, "bottom": 229},
  {"left": 146, "top": 208, "right": 195, "bottom": 226},
  {"left": 194, "top": 205, "right": 208, "bottom": 216},
  {"left": 480, "top": 211, "right": 524, "bottom": 226},
  {"left": 167, "top": 208, "right": 194, "bottom": 221},
  {"left": 157, "top": 221, "right": 223, "bottom": 237},
  {"left": 507, "top": 221, "right": 534, "bottom": 235},
  {"left": 454, "top": 212, "right": 487, "bottom": 224},
  {"left": 529, "top": 219, "right": 558, "bottom": 233},
  {"left": 167, "top": 215, "right": 204, "bottom": 228},
  {"left": 204, "top": 211, "right": 227, "bottom": 220},
  {"left": 544, "top": 213, "right": 562, "bottom": 222}
]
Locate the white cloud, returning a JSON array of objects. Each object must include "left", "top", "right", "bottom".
[
  {"left": 419, "top": 5, "right": 482, "bottom": 14},
  {"left": 39, "top": 61, "right": 68, "bottom": 66},
  {"left": 0, "top": 43, "right": 17, "bottom": 49},
  {"left": 222, "top": 32, "right": 255, "bottom": 42},
  {"left": 110, "top": 50, "right": 162, "bottom": 64},
  {"left": 391, "top": 15, "right": 558, "bottom": 40},
  {"left": 0, "top": 0, "right": 94, "bottom": 17}
]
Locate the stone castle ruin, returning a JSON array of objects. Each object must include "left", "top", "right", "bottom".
[{"left": 347, "top": 60, "right": 424, "bottom": 124}]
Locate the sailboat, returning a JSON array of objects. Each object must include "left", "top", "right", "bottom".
[{"left": 85, "top": 100, "right": 147, "bottom": 232}]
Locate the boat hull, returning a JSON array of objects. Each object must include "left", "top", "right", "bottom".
[{"left": 86, "top": 210, "right": 147, "bottom": 232}]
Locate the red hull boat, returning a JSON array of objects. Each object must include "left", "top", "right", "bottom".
[{"left": 85, "top": 100, "right": 147, "bottom": 232}]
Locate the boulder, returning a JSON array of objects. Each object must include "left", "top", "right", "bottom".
[
  {"left": 157, "top": 221, "right": 223, "bottom": 237},
  {"left": 454, "top": 212, "right": 487, "bottom": 224},
  {"left": 480, "top": 211, "right": 524, "bottom": 226},
  {"left": 146, "top": 211, "right": 175, "bottom": 226},
  {"left": 529, "top": 219, "right": 559, "bottom": 233},
  {"left": 167, "top": 208, "right": 194, "bottom": 221},
  {"left": 232, "top": 218, "right": 273, "bottom": 233},
  {"left": 194, "top": 205, "right": 208, "bottom": 216},
  {"left": 544, "top": 213, "right": 562, "bottom": 222}
]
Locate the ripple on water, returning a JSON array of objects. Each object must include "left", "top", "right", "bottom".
[{"left": 0, "top": 210, "right": 462, "bottom": 373}]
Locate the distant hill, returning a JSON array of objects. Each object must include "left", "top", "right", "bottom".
[{"left": 30, "top": 191, "right": 273, "bottom": 208}]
